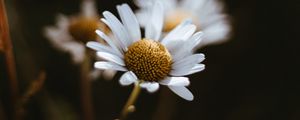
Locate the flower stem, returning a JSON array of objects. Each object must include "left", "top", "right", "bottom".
[
  {"left": 151, "top": 87, "right": 177, "bottom": 120},
  {"left": 119, "top": 82, "right": 141, "bottom": 120},
  {"left": 80, "top": 53, "right": 94, "bottom": 120},
  {"left": 0, "top": 0, "right": 20, "bottom": 120}
]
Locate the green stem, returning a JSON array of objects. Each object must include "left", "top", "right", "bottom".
[{"left": 119, "top": 82, "right": 141, "bottom": 120}]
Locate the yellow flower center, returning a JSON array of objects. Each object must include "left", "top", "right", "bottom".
[
  {"left": 164, "top": 10, "right": 199, "bottom": 32},
  {"left": 68, "top": 17, "right": 107, "bottom": 43},
  {"left": 124, "top": 39, "right": 172, "bottom": 82}
]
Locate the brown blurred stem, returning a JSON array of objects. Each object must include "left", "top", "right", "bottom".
[
  {"left": 0, "top": 100, "right": 7, "bottom": 120},
  {"left": 152, "top": 88, "right": 177, "bottom": 120},
  {"left": 17, "top": 71, "right": 46, "bottom": 118},
  {"left": 80, "top": 53, "right": 94, "bottom": 120},
  {"left": 0, "top": 0, "right": 20, "bottom": 120},
  {"left": 119, "top": 82, "right": 141, "bottom": 120},
  {"left": 19, "top": 71, "right": 46, "bottom": 107}
]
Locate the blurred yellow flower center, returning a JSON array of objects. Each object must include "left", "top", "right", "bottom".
[
  {"left": 68, "top": 17, "right": 102, "bottom": 43},
  {"left": 124, "top": 39, "right": 172, "bottom": 82},
  {"left": 164, "top": 10, "right": 199, "bottom": 32}
]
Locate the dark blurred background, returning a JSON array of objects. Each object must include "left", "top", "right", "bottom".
[{"left": 1, "top": 0, "right": 300, "bottom": 120}]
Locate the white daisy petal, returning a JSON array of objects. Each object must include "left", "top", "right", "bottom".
[
  {"left": 159, "top": 77, "right": 190, "bottom": 86},
  {"left": 161, "top": 19, "right": 192, "bottom": 43},
  {"left": 134, "top": 0, "right": 176, "bottom": 12},
  {"left": 164, "top": 32, "right": 204, "bottom": 65},
  {"left": 160, "top": 0, "right": 177, "bottom": 12},
  {"left": 170, "top": 32, "right": 203, "bottom": 61},
  {"left": 94, "top": 61, "right": 127, "bottom": 71},
  {"left": 173, "top": 53, "right": 205, "bottom": 69},
  {"left": 145, "top": 1, "right": 163, "bottom": 41},
  {"left": 197, "top": 0, "right": 223, "bottom": 22},
  {"left": 101, "top": 19, "right": 127, "bottom": 51},
  {"left": 180, "top": 0, "right": 206, "bottom": 13},
  {"left": 135, "top": 9, "right": 150, "bottom": 27},
  {"left": 172, "top": 49, "right": 193, "bottom": 63},
  {"left": 163, "top": 39, "right": 184, "bottom": 54},
  {"left": 119, "top": 71, "right": 138, "bottom": 86},
  {"left": 200, "top": 20, "right": 230, "bottom": 47},
  {"left": 95, "top": 30, "right": 123, "bottom": 57},
  {"left": 103, "top": 12, "right": 132, "bottom": 46},
  {"left": 167, "top": 19, "right": 193, "bottom": 33},
  {"left": 86, "top": 41, "right": 115, "bottom": 54},
  {"left": 162, "top": 22, "right": 196, "bottom": 46},
  {"left": 117, "top": 4, "right": 141, "bottom": 42},
  {"left": 81, "top": 0, "right": 97, "bottom": 18},
  {"left": 56, "top": 14, "right": 69, "bottom": 29},
  {"left": 172, "top": 64, "right": 205, "bottom": 76},
  {"left": 187, "top": 31, "right": 204, "bottom": 49},
  {"left": 171, "top": 54, "right": 205, "bottom": 76},
  {"left": 44, "top": 27, "right": 64, "bottom": 44},
  {"left": 181, "top": 25, "right": 197, "bottom": 41},
  {"left": 200, "top": 14, "right": 227, "bottom": 28},
  {"left": 96, "top": 52, "right": 125, "bottom": 66},
  {"left": 102, "top": 12, "right": 130, "bottom": 51},
  {"left": 102, "top": 69, "right": 117, "bottom": 80},
  {"left": 134, "top": 0, "right": 154, "bottom": 8},
  {"left": 101, "top": 18, "right": 126, "bottom": 50},
  {"left": 147, "top": 82, "right": 160, "bottom": 93},
  {"left": 187, "top": 64, "right": 205, "bottom": 75},
  {"left": 168, "top": 86, "right": 194, "bottom": 101},
  {"left": 140, "top": 82, "right": 159, "bottom": 93},
  {"left": 170, "top": 68, "right": 190, "bottom": 77},
  {"left": 44, "top": 16, "right": 71, "bottom": 44},
  {"left": 140, "top": 82, "right": 150, "bottom": 88},
  {"left": 62, "top": 42, "right": 85, "bottom": 63}
]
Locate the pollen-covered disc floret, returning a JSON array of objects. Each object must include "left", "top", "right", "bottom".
[{"left": 125, "top": 39, "right": 172, "bottom": 82}]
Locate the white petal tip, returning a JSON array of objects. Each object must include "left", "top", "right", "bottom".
[
  {"left": 186, "top": 97, "right": 194, "bottom": 101},
  {"left": 86, "top": 41, "right": 98, "bottom": 49},
  {"left": 140, "top": 82, "right": 159, "bottom": 93},
  {"left": 119, "top": 71, "right": 137, "bottom": 86},
  {"left": 168, "top": 86, "right": 194, "bottom": 101}
]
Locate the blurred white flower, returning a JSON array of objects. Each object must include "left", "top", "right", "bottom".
[
  {"left": 135, "top": 0, "right": 231, "bottom": 47},
  {"left": 44, "top": 0, "right": 116, "bottom": 81},
  {"left": 44, "top": 0, "right": 104, "bottom": 63},
  {"left": 87, "top": 2, "right": 205, "bottom": 101}
]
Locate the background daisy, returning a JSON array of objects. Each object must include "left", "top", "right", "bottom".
[
  {"left": 135, "top": 0, "right": 231, "bottom": 47},
  {"left": 44, "top": 0, "right": 116, "bottom": 80},
  {"left": 44, "top": 0, "right": 100, "bottom": 63}
]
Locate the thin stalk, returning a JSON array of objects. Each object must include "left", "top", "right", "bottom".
[
  {"left": 80, "top": 53, "right": 94, "bottom": 120},
  {"left": 0, "top": 0, "right": 19, "bottom": 120},
  {"left": 16, "top": 71, "right": 46, "bottom": 119},
  {"left": 0, "top": 100, "right": 7, "bottom": 120},
  {"left": 151, "top": 87, "right": 177, "bottom": 120},
  {"left": 19, "top": 71, "right": 46, "bottom": 107},
  {"left": 0, "top": 33, "right": 3, "bottom": 52},
  {"left": 119, "top": 82, "right": 141, "bottom": 120}
]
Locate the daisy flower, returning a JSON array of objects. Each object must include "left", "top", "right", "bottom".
[
  {"left": 87, "top": 2, "right": 205, "bottom": 101},
  {"left": 44, "top": 0, "right": 106, "bottom": 63},
  {"left": 44, "top": 0, "right": 117, "bottom": 80},
  {"left": 135, "top": 0, "right": 231, "bottom": 47}
]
